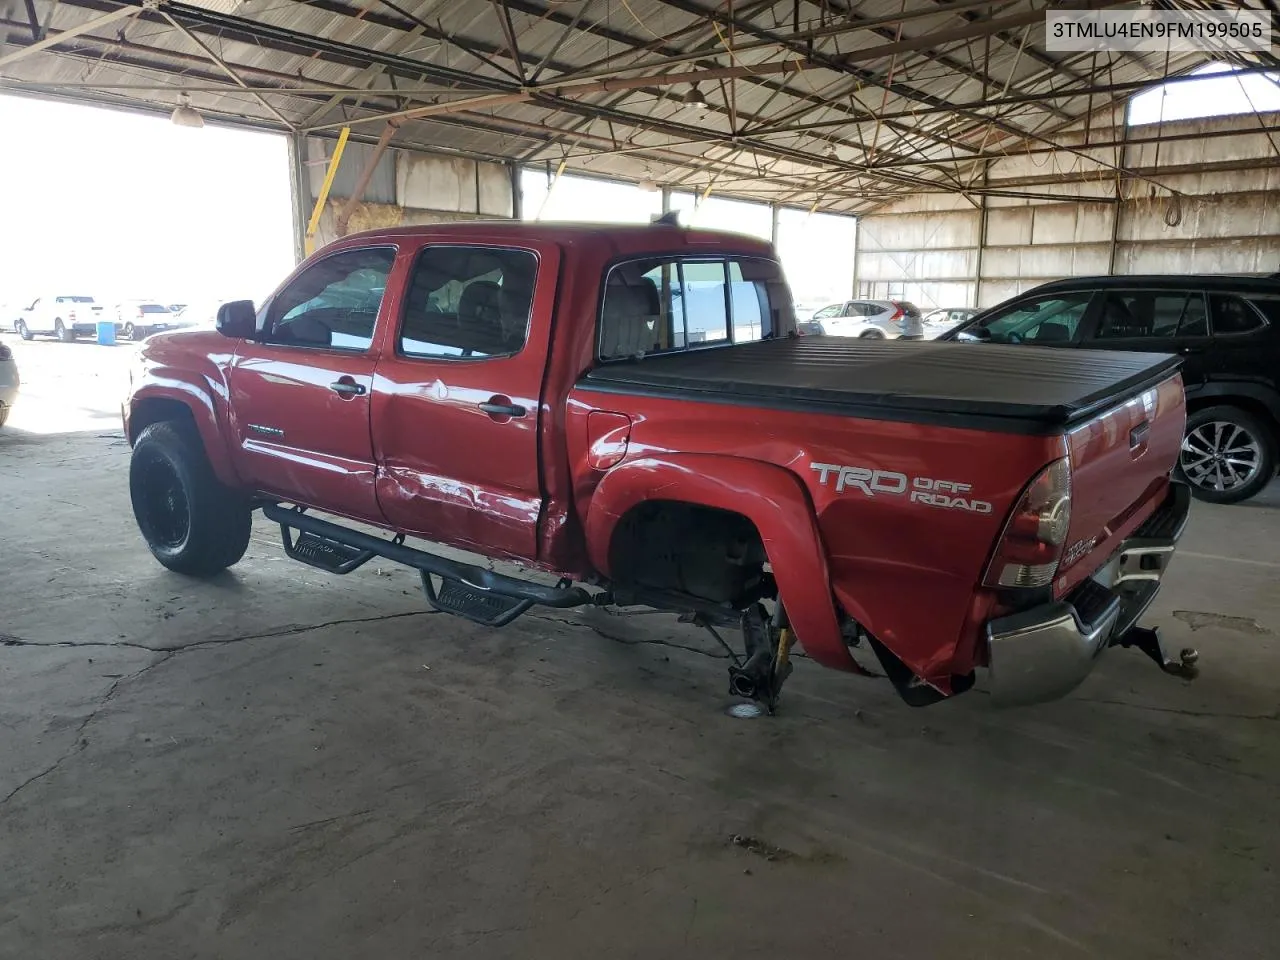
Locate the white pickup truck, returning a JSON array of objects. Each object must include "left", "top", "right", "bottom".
[{"left": 15, "top": 295, "right": 110, "bottom": 342}]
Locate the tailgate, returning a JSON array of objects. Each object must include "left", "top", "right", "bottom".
[{"left": 1054, "top": 372, "right": 1186, "bottom": 596}]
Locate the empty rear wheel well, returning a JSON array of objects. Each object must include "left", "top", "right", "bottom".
[
  {"left": 129, "top": 397, "right": 197, "bottom": 445},
  {"left": 607, "top": 500, "right": 769, "bottom": 606}
]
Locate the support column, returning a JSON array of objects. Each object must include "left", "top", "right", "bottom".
[
  {"left": 286, "top": 132, "right": 310, "bottom": 264},
  {"left": 508, "top": 162, "right": 523, "bottom": 220},
  {"left": 1108, "top": 119, "right": 1129, "bottom": 275},
  {"left": 851, "top": 218, "right": 861, "bottom": 299},
  {"left": 661, "top": 186, "right": 672, "bottom": 214},
  {"left": 770, "top": 202, "right": 780, "bottom": 248},
  {"left": 974, "top": 166, "right": 989, "bottom": 308}
]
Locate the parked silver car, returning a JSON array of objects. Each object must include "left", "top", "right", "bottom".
[
  {"left": 0, "top": 340, "right": 19, "bottom": 428},
  {"left": 799, "top": 299, "right": 923, "bottom": 338}
]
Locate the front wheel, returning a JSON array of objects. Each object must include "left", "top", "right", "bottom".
[
  {"left": 54, "top": 319, "right": 73, "bottom": 343},
  {"left": 124, "top": 322, "right": 140, "bottom": 341},
  {"left": 130, "top": 421, "right": 252, "bottom": 575},
  {"left": 16, "top": 320, "right": 32, "bottom": 341},
  {"left": 859, "top": 329, "right": 885, "bottom": 339},
  {"left": 1177, "top": 406, "right": 1276, "bottom": 504}
]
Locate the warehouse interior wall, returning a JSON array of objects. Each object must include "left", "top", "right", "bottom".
[
  {"left": 854, "top": 108, "right": 1280, "bottom": 310},
  {"left": 301, "top": 138, "right": 516, "bottom": 251}
]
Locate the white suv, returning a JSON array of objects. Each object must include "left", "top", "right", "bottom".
[
  {"left": 799, "top": 299, "right": 924, "bottom": 339},
  {"left": 15, "top": 295, "right": 110, "bottom": 342}
]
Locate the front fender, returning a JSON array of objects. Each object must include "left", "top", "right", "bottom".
[
  {"left": 127, "top": 336, "right": 241, "bottom": 488},
  {"left": 584, "top": 454, "right": 856, "bottom": 672}
]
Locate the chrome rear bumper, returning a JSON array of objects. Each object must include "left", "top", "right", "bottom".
[{"left": 986, "top": 481, "right": 1192, "bottom": 706}]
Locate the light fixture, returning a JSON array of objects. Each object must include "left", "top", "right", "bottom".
[
  {"left": 171, "top": 94, "right": 204, "bottom": 128},
  {"left": 637, "top": 168, "right": 660, "bottom": 192},
  {"left": 682, "top": 84, "right": 709, "bottom": 113}
]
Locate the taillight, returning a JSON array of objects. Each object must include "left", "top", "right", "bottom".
[
  {"left": 984, "top": 458, "right": 1072, "bottom": 589},
  {"left": 138, "top": 309, "right": 146, "bottom": 319}
]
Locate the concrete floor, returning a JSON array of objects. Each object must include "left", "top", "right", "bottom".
[{"left": 2, "top": 335, "right": 1279, "bottom": 960}]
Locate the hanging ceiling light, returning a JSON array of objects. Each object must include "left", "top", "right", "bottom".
[
  {"left": 682, "top": 84, "right": 709, "bottom": 113},
  {"left": 171, "top": 94, "right": 204, "bottom": 128},
  {"left": 637, "top": 167, "right": 660, "bottom": 192}
]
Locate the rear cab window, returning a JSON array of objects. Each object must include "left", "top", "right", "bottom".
[{"left": 598, "top": 256, "right": 791, "bottom": 361}]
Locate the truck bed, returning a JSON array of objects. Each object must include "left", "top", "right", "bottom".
[{"left": 580, "top": 337, "right": 1182, "bottom": 434}]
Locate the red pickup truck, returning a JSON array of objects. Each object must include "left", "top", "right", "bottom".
[{"left": 124, "top": 221, "right": 1197, "bottom": 711}]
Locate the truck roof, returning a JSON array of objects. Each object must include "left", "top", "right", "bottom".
[{"left": 338, "top": 220, "right": 777, "bottom": 257}]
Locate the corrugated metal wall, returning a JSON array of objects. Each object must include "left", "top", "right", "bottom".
[
  {"left": 855, "top": 110, "right": 1280, "bottom": 310},
  {"left": 305, "top": 138, "right": 514, "bottom": 247}
]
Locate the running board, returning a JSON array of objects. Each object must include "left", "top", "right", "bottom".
[{"left": 263, "top": 504, "right": 596, "bottom": 622}]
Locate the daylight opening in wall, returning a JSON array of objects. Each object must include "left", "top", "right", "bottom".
[{"left": 1128, "top": 63, "right": 1280, "bottom": 125}]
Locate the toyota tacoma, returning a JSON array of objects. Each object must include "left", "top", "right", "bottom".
[{"left": 123, "top": 221, "right": 1196, "bottom": 711}]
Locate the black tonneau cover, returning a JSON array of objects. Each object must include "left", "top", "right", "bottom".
[{"left": 579, "top": 337, "right": 1182, "bottom": 434}]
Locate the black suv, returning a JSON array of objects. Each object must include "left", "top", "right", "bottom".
[{"left": 943, "top": 275, "right": 1280, "bottom": 504}]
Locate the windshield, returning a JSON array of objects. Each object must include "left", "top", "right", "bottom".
[{"left": 957, "top": 292, "right": 1093, "bottom": 344}]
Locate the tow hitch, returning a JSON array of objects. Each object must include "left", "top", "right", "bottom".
[{"left": 1111, "top": 624, "right": 1200, "bottom": 680}]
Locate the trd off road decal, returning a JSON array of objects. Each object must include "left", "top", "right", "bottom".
[{"left": 809, "top": 462, "right": 993, "bottom": 514}]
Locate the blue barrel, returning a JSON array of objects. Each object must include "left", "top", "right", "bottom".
[{"left": 96, "top": 321, "right": 116, "bottom": 346}]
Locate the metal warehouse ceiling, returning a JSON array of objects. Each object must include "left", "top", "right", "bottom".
[{"left": 2, "top": 0, "right": 1278, "bottom": 215}]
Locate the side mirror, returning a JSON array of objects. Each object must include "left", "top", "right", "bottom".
[{"left": 216, "top": 300, "right": 257, "bottom": 339}]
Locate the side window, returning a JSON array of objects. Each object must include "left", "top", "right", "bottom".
[
  {"left": 266, "top": 247, "right": 395, "bottom": 351},
  {"left": 812, "top": 304, "right": 841, "bottom": 320},
  {"left": 1093, "top": 291, "right": 1207, "bottom": 340},
  {"left": 1210, "top": 294, "right": 1267, "bottom": 336},
  {"left": 599, "top": 256, "right": 788, "bottom": 360},
  {"left": 398, "top": 246, "right": 537, "bottom": 360},
  {"left": 844, "top": 302, "right": 869, "bottom": 317},
  {"left": 967, "top": 292, "right": 1092, "bottom": 344},
  {"left": 1246, "top": 297, "right": 1280, "bottom": 328}
]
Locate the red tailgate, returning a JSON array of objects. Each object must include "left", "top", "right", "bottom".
[{"left": 1053, "top": 373, "right": 1186, "bottom": 596}]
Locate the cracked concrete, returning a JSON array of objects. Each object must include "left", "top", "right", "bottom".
[{"left": 2, "top": 338, "right": 1280, "bottom": 959}]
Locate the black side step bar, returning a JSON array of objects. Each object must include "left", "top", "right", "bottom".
[{"left": 263, "top": 504, "right": 596, "bottom": 611}]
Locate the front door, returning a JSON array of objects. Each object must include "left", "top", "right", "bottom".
[
  {"left": 371, "top": 241, "right": 558, "bottom": 561},
  {"left": 227, "top": 245, "right": 398, "bottom": 521},
  {"left": 1078, "top": 288, "right": 1211, "bottom": 394}
]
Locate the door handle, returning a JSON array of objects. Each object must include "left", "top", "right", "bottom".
[
  {"left": 479, "top": 401, "right": 526, "bottom": 418},
  {"left": 329, "top": 379, "right": 367, "bottom": 397}
]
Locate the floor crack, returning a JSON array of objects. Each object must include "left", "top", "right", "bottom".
[
  {"left": 0, "top": 610, "right": 439, "bottom": 656},
  {"left": 1073, "top": 697, "right": 1280, "bottom": 721},
  {"left": 527, "top": 613, "right": 729, "bottom": 660},
  {"left": 0, "top": 651, "right": 175, "bottom": 808}
]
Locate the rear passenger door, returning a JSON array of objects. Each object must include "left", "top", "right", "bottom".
[
  {"left": 1079, "top": 289, "right": 1211, "bottom": 394},
  {"left": 370, "top": 241, "right": 559, "bottom": 561},
  {"left": 226, "top": 246, "right": 397, "bottom": 520}
]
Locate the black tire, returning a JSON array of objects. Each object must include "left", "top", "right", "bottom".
[
  {"left": 1177, "top": 405, "right": 1277, "bottom": 505},
  {"left": 124, "top": 322, "right": 137, "bottom": 341},
  {"left": 54, "top": 319, "right": 73, "bottom": 343},
  {"left": 0, "top": 406, "right": 8, "bottom": 429},
  {"left": 859, "top": 329, "right": 885, "bottom": 339},
  {"left": 16, "top": 320, "right": 32, "bottom": 341},
  {"left": 130, "top": 420, "right": 252, "bottom": 575}
]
